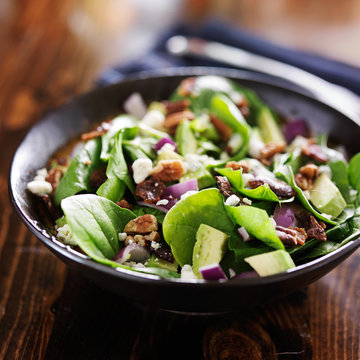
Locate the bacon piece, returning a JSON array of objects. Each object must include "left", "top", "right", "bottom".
[
  {"left": 162, "top": 99, "right": 191, "bottom": 115},
  {"left": 276, "top": 225, "right": 308, "bottom": 246},
  {"left": 302, "top": 139, "right": 328, "bottom": 163},
  {"left": 89, "top": 166, "right": 107, "bottom": 189},
  {"left": 80, "top": 122, "right": 110, "bottom": 141},
  {"left": 248, "top": 176, "right": 296, "bottom": 198},
  {"left": 215, "top": 176, "right": 234, "bottom": 199},
  {"left": 295, "top": 211, "right": 327, "bottom": 241},
  {"left": 135, "top": 176, "right": 166, "bottom": 204}
]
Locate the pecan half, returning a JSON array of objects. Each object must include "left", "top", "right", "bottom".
[
  {"left": 248, "top": 176, "right": 296, "bottom": 198},
  {"left": 276, "top": 225, "right": 308, "bottom": 246},
  {"left": 116, "top": 199, "right": 133, "bottom": 210},
  {"left": 135, "top": 176, "right": 165, "bottom": 204},
  {"left": 215, "top": 176, "right": 234, "bottom": 199},
  {"left": 162, "top": 99, "right": 191, "bottom": 115},
  {"left": 124, "top": 214, "right": 158, "bottom": 234},
  {"left": 259, "top": 141, "right": 286, "bottom": 166},
  {"left": 225, "top": 160, "right": 251, "bottom": 173},
  {"left": 295, "top": 163, "right": 319, "bottom": 190},
  {"left": 45, "top": 167, "right": 63, "bottom": 196},
  {"left": 151, "top": 160, "right": 185, "bottom": 182},
  {"left": 209, "top": 114, "right": 233, "bottom": 141},
  {"left": 164, "top": 110, "right": 195, "bottom": 129},
  {"left": 178, "top": 77, "right": 196, "bottom": 96},
  {"left": 125, "top": 231, "right": 160, "bottom": 247}
]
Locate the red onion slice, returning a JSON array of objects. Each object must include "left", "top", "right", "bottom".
[
  {"left": 273, "top": 203, "right": 302, "bottom": 228},
  {"left": 234, "top": 271, "right": 259, "bottom": 279},
  {"left": 153, "top": 137, "right": 177, "bottom": 152},
  {"left": 162, "top": 179, "right": 198, "bottom": 199},
  {"left": 199, "top": 263, "right": 227, "bottom": 280},
  {"left": 282, "top": 118, "right": 309, "bottom": 143},
  {"left": 114, "top": 244, "right": 150, "bottom": 264},
  {"left": 237, "top": 226, "right": 251, "bottom": 242}
]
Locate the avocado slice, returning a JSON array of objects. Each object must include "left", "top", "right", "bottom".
[
  {"left": 309, "top": 173, "right": 347, "bottom": 218},
  {"left": 147, "top": 254, "right": 179, "bottom": 273},
  {"left": 192, "top": 224, "right": 228, "bottom": 278},
  {"left": 180, "top": 166, "right": 216, "bottom": 189},
  {"left": 257, "top": 106, "right": 285, "bottom": 143},
  {"left": 244, "top": 250, "right": 295, "bottom": 276},
  {"left": 175, "top": 120, "right": 197, "bottom": 156}
]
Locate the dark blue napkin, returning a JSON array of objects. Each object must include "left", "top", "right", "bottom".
[{"left": 97, "top": 20, "right": 360, "bottom": 95}]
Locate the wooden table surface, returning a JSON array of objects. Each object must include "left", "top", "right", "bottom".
[{"left": 1, "top": 1, "right": 359, "bottom": 359}]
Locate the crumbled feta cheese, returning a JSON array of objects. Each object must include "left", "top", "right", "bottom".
[
  {"left": 118, "top": 232, "right": 127, "bottom": 242},
  {"left": 33, "top": 168, "right": 48, "bottom": 181},
  {"left": 123, "top": 261, "right": 146, "bottom": 269},
  {"left": 219, "top": 152, "right": 230, "bottom": 161},
  {"left": 225, "top": 194, "right": 240, "bottom": 207},
  {"left": 56, "top": 224, "right": 78, "bottom": 246},
  {"left": 140, "top": 110, "right": 165, "bottom": 130},
  {"left": 181, "top": 264, "right": 198, "bottom": 280},
  {"left": 180, "top": 190, "right": 198, "bottom": 200},
  {"left": 157, "top": 143, "right": 176, "bottom": 154},
  {"left": 227, "top": 133, "right": 243, "bottom": 153},
  {"left": 183, "top": 154, "right": 216, "bottom": 173},
  {"left": 150, "top": 241, "right": 161, "bottom": 250},
  {"left": 318, "top": 165, "right": 332, "bottom": 178},
  {"left": 241, "top": 173, "right": 254, "bottom": 187},
  {"left": 123, "top": 92, "right": 147, "bottom": 119},
  {"left": 27, "top": 180, "right": 52, "bottom": 196},
  {"left": 156, "top": 199, "right": 169, "bottom": 206},
  {"left": 248, "top": 137, "right": 265, "bottom": 158},
  {"left": 242, "top": 197, "right": 252, "bottom": 205},
  {"left": 132, "top": 158, "right": 153, "bottom": 184}
]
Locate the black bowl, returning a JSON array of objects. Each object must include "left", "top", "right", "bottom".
[{"left": 9, "top": 67, "right": 360, "bottom": 313}]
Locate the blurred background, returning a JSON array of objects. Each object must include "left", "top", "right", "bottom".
[{"left": 0, "top": 0, "right": 360, "bottom": 129}]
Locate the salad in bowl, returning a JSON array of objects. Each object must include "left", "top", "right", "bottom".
[{"left": 26, "top": 75, "right": 360, "bottom": 282}]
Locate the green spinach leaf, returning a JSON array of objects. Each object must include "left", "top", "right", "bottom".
[
  {"left": 97, "top": 130, "right": 135, "bottom": 202},
  {"left": 61, "top": 194, "right": 136, "bottom": 259},
  {"left": 216, "top": 167, "right": 279, "bottom": 202},
  {"left": 210, "top": 94, "right": 251, "bottom": 160},
  {"left": 100, "top": 115, "right": 138, "bottom": 161},
  {"left": 162, "top": 189, "right": 235, "bottom": 266},
  {"left": 349, "top": 153, "right": 360, "bottom": 192},
  {"left": 226, "top": 205, "right": 285, "bottom": 250},
  {"left": 54, "top": 138, "right": 102, "bottom": 207},
  {"left": 275, "top": 165, "right": 337, "bottom": 225},
  {"left": 330, "top": 160, "right": 357, "bottom": 203}
]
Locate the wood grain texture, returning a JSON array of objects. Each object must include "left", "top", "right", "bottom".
[{"left": 0, "top": 1, "right": 359, "bottom": 359}]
